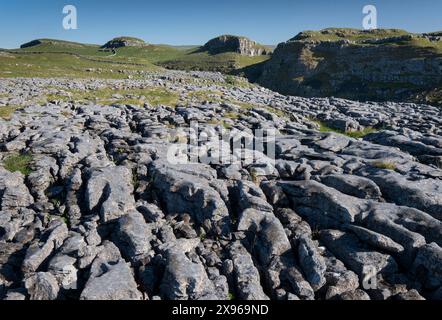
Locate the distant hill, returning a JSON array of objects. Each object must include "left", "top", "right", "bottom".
[
  {"left": 20, "top": 38, "right": 96, "bottom": 49},
  {"left": 1, "top": 36, "right": 268, "bottom": 78},
  {"left": 1, "top": 38, "right": 180, "bottom": 78},
  {"left": 257, "top": 28, "right": 442, "bottom": 105},
  {"left": 101, "top": 37, "right": 147, "bottom": 49}
]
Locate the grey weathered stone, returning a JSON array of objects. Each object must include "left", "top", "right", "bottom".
[
  {"left": 320, "top": 229, "right": 398, "bottom": 278},
  {"left": 1, "top": 74, "right": 441, "bottom": 301},
  {"left": 160, "top": 246, "right": 217, "bottom": 300},
  {"left": 320, "top": 174, "right": 382, "bottom": 200},
  {"left": 335, "top": 289, "right": 371, "bottom": 300},
  {"left": 0, "top": 168, "right": 34, "bottom": 211},
  {"left": 150, "top": 161, "right": 230, "bottom": 236},
  {"left": 412, "top": 243, "right": 442, "bottom": 289},
  {"left": 392, "top": 289, "right": 425, "bottom": 300},
  {"left": 85, "top": 166, "right": 136, "bottom": 223},
  {"left": 228, "top": 242, "right": 269, "bottom": 300},
  {"left": 280, "top": 180, "right": 367, "bottom": 223},
  {"left": 367, "top": 170, "right": 442, "bottom": 220},
  {"left": 48, "top": 254, "right": 78, "bottom": 290},
  {"left": 25, "top": 272, "right": 60, "bottom": 300},
  {"left": 284, "top": 265, "right": 315, "bottom": 300},
  {"left": 114, "top": 210, "right": 152, "bottom": 265},
  {"left": 22, "top": 220, "right": 68, "bottom": 273},
  {"left": 80, "top": 241, "right": 142, "bottom": 300},
  {"left": 345, "top": 225, "right": 404, "bottom": 254},
  {"left": 297, "top": 236, "right": 326, "bottom": 291}
]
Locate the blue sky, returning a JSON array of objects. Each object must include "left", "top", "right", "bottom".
[{"left": 0, "top": 0, "right": 441, "bottom": 48}]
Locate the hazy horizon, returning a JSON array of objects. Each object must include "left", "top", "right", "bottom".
[{"left": 1, "top": 0, "right": 441, "bottom": 49}]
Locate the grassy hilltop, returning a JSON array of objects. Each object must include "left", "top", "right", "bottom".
[{"left": 0, "top": 36, "right": 271, "bottom": 79}]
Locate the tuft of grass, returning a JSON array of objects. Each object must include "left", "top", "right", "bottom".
[
  {"left": 266, "top": 106, "right": 290, "bottom": 119},
  {"left": 61, "top": 214, "right": 69, "bottom": 226},
  {"left": 372, "top": 161, "right": 397, "bottom": 171},
  {"left": 345, "top": 128, "right": 378, "bottom": 139},
  {"left": 223, "top": 75, "right": 254, "bottom": 88},
  {"left": 3, "top": 153, "right": 33, "bottom": 175},
  {"left": 224, "top": 112, "right": 239, "bottom": 119},
  {"left": 186, "top": 89, "right": 224, "bottom": 103},
  {"left": 315, "top": 120, "right": 377, "bottom": 138},
  {"left": 234, "top": 101, "right": 256, "bottom": 110},
  {"left": 221, "top": 121, "right": 233, "bottom": 129},
  {"left": 228, "top": 292, "right": 235, "bottom": 300},
  {"left": 0, "top": 105, "right": 20, "bottom": 119}
]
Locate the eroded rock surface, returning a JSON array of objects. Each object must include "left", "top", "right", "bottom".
[{"left": 0, "top": 73, "right": 441, "bottom": 300}]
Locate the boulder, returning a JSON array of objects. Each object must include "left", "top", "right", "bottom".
[
  {"left": 114, "top": 211, "right": 152, "bottom": 265},
  {"left": 149, "top": 161, "right": 230, "bottom": 236},
  {"left": 80, "top": 241, "right": 142, "bottom": 300},
  {"left": 85, "top": 166, "right": 136, "bottom": 223},
  {"left": 319, "top": 174, "right": 382, "bottom": 200},
  {"left": 280, "top": 180, "right": 367, "bottom": 223},
  {"left": 25, "top": 272, "right": 60, "bottom": 300},
  {"left": 160, "top": 246, "right": 217, "bottom": 300},
  {"left": 297, "top": 236, "right": 326, "bottom": 291},
  {"left": 22, "top": 220, "right": 68, "bottom": 273},
  {"left": 319, "top": 229, "right": 398, "bottom": 278},
  {"left": 228, "top": 242, "right": 269, "bottom": 300}
]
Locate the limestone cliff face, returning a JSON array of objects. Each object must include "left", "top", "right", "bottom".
[
  {"left": 202, "top": 35, "right": 268, "bottom": 56},
  {"left": 257, "top": 29, "right": 442, "bottom": 104}
]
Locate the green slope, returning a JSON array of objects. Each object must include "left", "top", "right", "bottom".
[
  {"left": 0, "top": 39, "right": 185, "bottom": 78},
  {"left": 159, "top": 48, "right": 270, "bottom": 73},
  {"left": 0, "top": 39, "right": 269, "bottom": 78},
  {"left": 0, "top": 38, "right": 269, "bottom": 78}
]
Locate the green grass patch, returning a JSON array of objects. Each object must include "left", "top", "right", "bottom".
[
  {"left": 372, "top": 161, "right": 397, "bottom": 171},
  {"left": 223, "top": 112, "right": 239, "bottom": 119},
  {"left": 315, "top": 120, "right": 377, "bottom": 138},
  {"left": 0, "top": 105, "right": 21, "bottom": 119},
  {"left": 345, "top": 128, "right": 378, "bottom": 139},
  {"left": 160, "top": 50, "right": 270, "bottom": 73},
  {"left": 232, "top": 101, "right": 257, "bottom": 110},
  {"left": 0, "top": 39, "right": 270, "bottom": 78},
  {"left": 2, "top": 153, "right": 33, "bottom": 175},
  {"left": 186, "top": 89, "right": 224, "bottom": 103},
  {"left": 206, "top": 118, "right": 233, "bottom": 129},
  {"left": 223, "top": 75, "right": 255, "bottom": 88},
  {"left": 266, "top": 106, "right": 291, "bottom": 119},
  {"left": 0, "top": 49, "right": 159, "bottom": 79}
]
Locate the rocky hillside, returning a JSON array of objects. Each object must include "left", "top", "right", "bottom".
[
  {"left": 101, "top": 37, "right": 147, "bottom": 49},
  {"left": 257, "top": 28, "right": 442, "bottom": 105},
  {"left": 0, "top": 72, "right": 441, "bottom": 300},
  {"left": 159, "top": 35, "right": 271, "bottom": 73},
  {"left": 202, "top": 35, "right": 269, "bottom": 56}
]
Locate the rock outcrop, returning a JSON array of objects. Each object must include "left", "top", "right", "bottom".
[
  {"left": 202, "top": 35, "right": 269, "bottom": 56},
  {"left": 257, "top": 28, "right": 442, "bottom": 105},
  {"left": 101, "top": 37, "right": 146, "bottom": 49}
]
